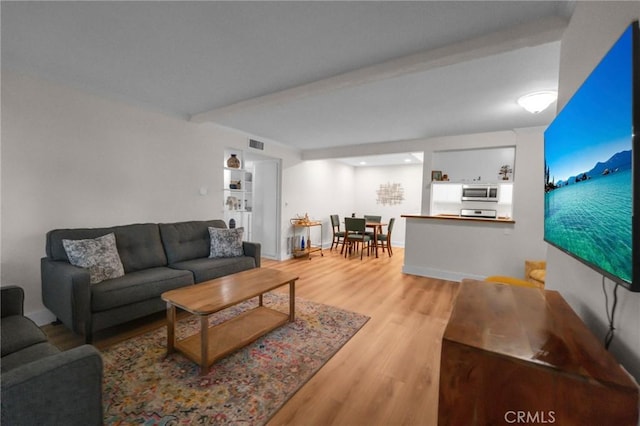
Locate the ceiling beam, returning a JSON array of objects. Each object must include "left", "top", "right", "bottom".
[{"left": 190, "top": 16, "right": 567, "bottom": 124}]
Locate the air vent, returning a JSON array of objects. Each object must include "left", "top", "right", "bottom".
[{"left": 248, "top": 139, "right": 265, "bottom": 151}]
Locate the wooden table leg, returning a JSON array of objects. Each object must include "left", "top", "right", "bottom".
[
  {"left": 200, "top": 316, "right": 209, "bottom": 375},
  {"left": 166, "top": 303, "right": 176, "bottom": 355},
  {"left": 289, "top": 280, "right": 296, "bottom": 322},
  {"left": 373, "top": 225, "right": 379, "bottom": 258}
]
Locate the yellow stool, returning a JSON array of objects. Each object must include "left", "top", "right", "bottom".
[
  {"left": 525, "top": 260, "right": 546, "bottom": 287},
  {"left": 485, "top": 275, "right": 543, "bottom": 289}
]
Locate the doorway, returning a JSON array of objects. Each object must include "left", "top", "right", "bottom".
[{"left": 245, "top": 152, "right": 281, "bottom": 259}]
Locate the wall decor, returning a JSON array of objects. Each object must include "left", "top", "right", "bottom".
[{"left": 376, "top": 182, "right": 405, "bottom": 206}]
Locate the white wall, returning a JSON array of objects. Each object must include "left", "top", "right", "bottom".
[
  {"left": 281, "top": 159, "right": 355, "bottom": 258},
  {"left": 1, "top": 72, "right": 300, "bottom": 322},
  {"left": 404, "top": 127, "right": 547, "bottom": 280},
  {"left": 280, "top": 161, "right": 422, "bottom": 258},
  {"left": 354, "top": 164, "right": 422, "bottom": 247},
  {"left": 548, "top": 1, "right": 640, "bottom": 381}
]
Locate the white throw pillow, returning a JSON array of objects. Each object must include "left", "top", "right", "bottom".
[
  {"left": 209, "top": 227, "right": 244, "bottom": 258},
  {"left": 62, "top": 233, "right": 125, "bottom": 284}
]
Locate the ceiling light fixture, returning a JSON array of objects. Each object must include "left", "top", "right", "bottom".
[{"left": 517, "top": 91, "right": 557, "bottom": 113}]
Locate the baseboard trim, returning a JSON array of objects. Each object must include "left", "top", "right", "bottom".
[
  {"left": 402, "top": 265, "right": 484, "bottom": 283},
  {"left": 26, "top": 309, "right": 57, "bottom": 326}
]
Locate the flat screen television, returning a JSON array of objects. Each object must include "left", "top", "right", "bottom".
[{"left": 544, "top": 21, "right": 639, "bottom": 292}]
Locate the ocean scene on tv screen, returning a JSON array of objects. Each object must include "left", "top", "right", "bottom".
[{"left": 544, "top": 25, "right": 633, "bottom": 284}]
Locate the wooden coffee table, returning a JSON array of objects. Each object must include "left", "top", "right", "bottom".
[{"left": 161, "top": 268, "right": 299, "bottom": 375}]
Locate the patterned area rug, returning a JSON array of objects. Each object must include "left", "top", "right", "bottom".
[{"left": 101, "top": 293, "right": 369, "bottom": 425}]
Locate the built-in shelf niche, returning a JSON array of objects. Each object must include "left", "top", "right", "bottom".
[
  {"left": 223, "top": 149, "right": 253, "bottom": 240},
  {"left": 432, "top": 146, "right": 515, "bottom": 183},
  {"left": 429, "top": 146, "right": 515, "bottom": 219},
  {"left": 430, "top": 182, "right": 514, "bottom": 218}
]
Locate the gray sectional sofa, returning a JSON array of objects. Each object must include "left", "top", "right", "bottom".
[
  {"left": 41, "top": 219, "right": 260, "bottom": 342},
  {"left": 1, "top": 285, "right": 103, "bottom": 425}
]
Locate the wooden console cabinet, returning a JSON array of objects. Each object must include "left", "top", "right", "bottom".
[{"left": 439, "top": 280, "right": 639, "bottom": 425}]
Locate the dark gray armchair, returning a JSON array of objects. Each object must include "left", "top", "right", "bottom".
[{"left": 1, "top": 285, "right": 104, "bottom": 425}]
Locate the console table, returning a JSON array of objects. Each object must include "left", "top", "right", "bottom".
[
  {"left": 290, "top": 219, "right": 323, "bottom": 259},
  {"left": 439, "top": 279, "right": 639, "bottom": 425}
]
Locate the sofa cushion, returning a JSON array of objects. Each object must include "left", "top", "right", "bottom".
[
  {"left": 1, "top": 342, "right": 60, "bottom": 373},
  {"left": 62, "top": 233, "right": 125, "bottom": 284},
  {"left": 47, "top": 223, "right": 168, "bottom": 273},
  {"left": 170, "top": 256, "right": 257, "bottom": 283},
  {"left": 209, "top": 227, "right": 244, "bottom": 258},
  {"left": 1, "top": 316, "right": 49, "bottom": 357},
  {"left": 90, "top": 267, "right": 193, "bottom": 312},
  {"left": 48, "top": 227, "right": 115, "bottom": 261},
  {"left": 159, "top": 220, "right": 227, "bottom": 264},
  {"left": 112, "top": 224, "right": 169, "bottom": 272}
]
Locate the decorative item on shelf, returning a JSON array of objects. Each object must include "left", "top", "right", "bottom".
[
  {"left": 293, "top": 213, "right": 312, "bottom": 226},
  {"left": 226, "top": 196, "right": 241, "bottom": 210},
  {"left": 229, "top": 218, "right": 236, "bottom": 229},
  {"left": 226, "top": 154, "right": 241, "bottom": 169},
  {"left": 442, "top": 174, "right": 450, "bottom": 181},
  {"left": 229, "top": 180, "right": 241, "bottom": 189},
  {"left": 499, "top": 164, "right": 513, "bottom": 180},
  {"left": 301, "top": 236, "right": 305, "bottom": 250},
  {"left": 431, "top": 170, "right": 443, "bottom": 181}
]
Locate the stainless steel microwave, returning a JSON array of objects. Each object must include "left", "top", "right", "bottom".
[{"left": 461, "top": 184, "right": 499, "bottom": 202}]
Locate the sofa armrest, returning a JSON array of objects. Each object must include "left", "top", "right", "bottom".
[
  {"left": 41, "top": 258, "right": 92, "bottom": 334},
  {"left": 1, "top": 286, "right": 24, "bottom": 318},
  {"left": 1, "top": 345, "right": 103, "bottom": 426},
  {"left": 243, "top": 241, "right": 261, "bottom": 268}
]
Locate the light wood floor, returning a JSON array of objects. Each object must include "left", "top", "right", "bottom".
[{"left": 42, "top": 247, "right": 460, "bottom": 426}]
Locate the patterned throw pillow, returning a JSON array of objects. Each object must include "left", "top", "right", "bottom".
[
  {"left": 209, "top": 227, "right": 244, "bottom": 258},
  {"left": 62, "top": 233, "right": 125, "bottom": 284}
]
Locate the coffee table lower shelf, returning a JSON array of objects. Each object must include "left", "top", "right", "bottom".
[{"left": 175, "top": 306, "right": 289, "bottom": 373}]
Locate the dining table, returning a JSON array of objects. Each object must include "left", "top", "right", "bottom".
[{"left": 365, "top": 221, "right": 387, "bottom": 258}]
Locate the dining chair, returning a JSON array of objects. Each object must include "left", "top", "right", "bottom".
[
  {"left": 344, "top": 217, "right": 371, "bottom": 260},
  {"left": 330, "top": 214, "right": 345, "bottom": 251},
  {"left": 363, "top": 215, "right": 382, "bottom": 237},
  {"left": 341, "top": 216, "right": 358, "bottom": 256},
  {"left": 376, "top": 217, "right": 395, "bottom": 256}
]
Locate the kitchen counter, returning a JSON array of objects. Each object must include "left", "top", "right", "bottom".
[
  {"left": 401, "top": 214, "right": 515, "bottom": 224},
  {"left": 402, "top": 214, "right": 520, "bottom": 282}
]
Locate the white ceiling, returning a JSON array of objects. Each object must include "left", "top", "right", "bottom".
[
  {"left": 337, "top": 152, "right": 425, "bottom": 168},
  {"left": 1, "top": 1, "right": 573, "bottom": 155}
]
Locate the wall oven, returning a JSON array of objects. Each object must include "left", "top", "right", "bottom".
[
  {"left": 461, "top": 184, "right": 499, "bottom": 202},
  {"left": 460, "top": 209, "right": 497, "bottom": 218}
]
